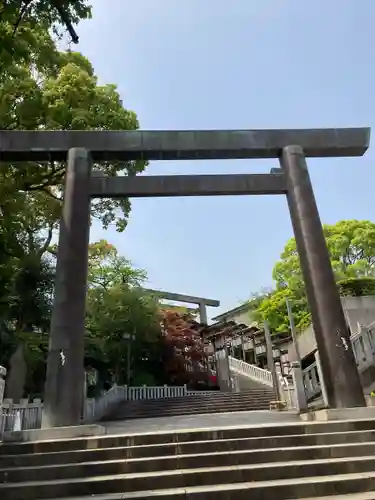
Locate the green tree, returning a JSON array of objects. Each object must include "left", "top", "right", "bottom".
[
  {"left": 0, "top": 49, "right": 145, "bottom": 238},
  {"left": 252, "top": 289, "right": 310, "bottom": 334},
  {"left": 253, "top": 220, "right": 375, "bottom": 334},
  {"left": 88, "top": 240, "right": 146, "bottom": 290},
  {"left": 0, "top": 4, "right": 146, "bottom": 378},
  {"left": 1, "top": 0, "right": 91, "bottom": 75},
  {"left": 85, "top": 243, "right": 161, "bottom": 389},
  {"left": 273, "top": 220, "right": 375, "bottom": 291},
  {"left": 0, "top": 0, "right": 144, "bottom": 272},
  {"left": 86, "top": 285, "right": 161, "bottom": 388}
]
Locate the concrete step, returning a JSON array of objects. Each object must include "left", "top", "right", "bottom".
[
  {"left": 3, "top": 418, "right": 375, "bottom": 456},
  {"left": 104, "top": 390, "right": 278, "bottom": 420},
  {"left": 3, "top": 428, "right": 375, "bottom": 468},
  {"left": 114, "top": 395, "right": 275, "bottom": 406},
  {"left": 3, "top": 442, "right": 375, "bottom": 484},
  {"left": 3, "top": 466, "right": 375, "bottom": 499},
  {"left": 4, "top": 419, "right": 375, "bottom": 498},
  {"left": 113, "top": 399, "right": 275, "bottom": 412},
  {"left": 113, "top": 396, "right": 275, "bottom": 409},
  {"left": 37, "top": 492, "right": 375, "bottom": 500},
  {"left": 110, "top": 395, "right": 275, "bottom": 410},
  {"left": 33, "top": 472, "right": 375, "bottom": 499},
  {"left": 108, "top": 391, "right": 275, "bottom": 404},
  {"left": 300, "top": 495, "right": 375, "bottom": 500},
  {"left": 108, "top": 402, "right": 272, "bottom": 420}
]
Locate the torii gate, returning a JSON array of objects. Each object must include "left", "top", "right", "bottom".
[
  {"left": 0, "top": 127, "right": 370, "bottom": 427},
  {"left": 144, "top": 289, "right": 220, "bottom": 324}
]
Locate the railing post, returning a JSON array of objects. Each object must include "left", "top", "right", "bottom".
[
  {"left": 275, "top": 362, "right": 286, "bottom": 402},
  {"left": 0, "top": 367, "right": 6, "bottom": 440},
  {"left": 314, "top": 350, "right": 329, "bottom": 407},
  {"left": 291, "top": 361, "right": 308, "bottom": 411},
  {"left": 264, "top": 321, "right": 281, "bottom": 401},
  {"left": 361, "top": 326, "right": 374, "bottom": 367},
  {"left": 0, "top": 366, "right": 6, "bottom": 406}
]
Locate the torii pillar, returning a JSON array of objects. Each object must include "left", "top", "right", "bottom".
[{"left": 42, "top": 149, "right": 92, "bottom": 428}]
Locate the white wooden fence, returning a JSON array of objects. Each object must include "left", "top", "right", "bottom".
[
  {"left": 229, "top": 355, "right": 297, "bottom": 409},
  {"left": 0, "top": 384, "right": 213, "bottom": 438},
  {"left": 228, "top": 356, "right": 274, "bottom": 387},
  {"left": 83, "top": 384, "right": 191, "bottom": 423},
  {"left": 0, "top": 398, "right": 43, "bottom": 436}
]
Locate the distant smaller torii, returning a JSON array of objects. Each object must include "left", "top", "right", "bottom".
[{"left": 144, "top": 289, "right": 220, "bottom": 325}]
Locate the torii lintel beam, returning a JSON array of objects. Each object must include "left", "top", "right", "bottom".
[
  {"left": 145, "top": 289, "right": 220, "bottom": 307},
  {"left": 90, "top": 173, "right": 287, "bottom": 197},
  {"left": 0, "top": 127, "right": 370, "bottom": 162}
]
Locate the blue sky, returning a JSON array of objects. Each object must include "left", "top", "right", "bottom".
[{"left": 76, "top": 0, "right": 375, "bottom": 319}]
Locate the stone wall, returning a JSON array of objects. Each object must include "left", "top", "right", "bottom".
[{"left": 288, "top": 295, "right": 375, "bottom": 362}]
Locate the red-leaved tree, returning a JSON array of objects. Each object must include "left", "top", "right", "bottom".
[{"left": 159, "top": 309, "right": 209, "bottom": 388}]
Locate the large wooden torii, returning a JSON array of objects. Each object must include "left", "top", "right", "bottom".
[{"left": 0, "top": 127, "right": 370, "bottom": 427}]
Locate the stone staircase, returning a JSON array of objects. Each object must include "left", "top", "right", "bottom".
[
  {"left": 3, "top": 418, "right": 375, "bottom": 498},
  {"left": 104, "top": 389, "right": 275, "bottom": 421}
]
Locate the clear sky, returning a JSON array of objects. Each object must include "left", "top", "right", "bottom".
[{"left": 76, "top": 0, "right": 375, "bottom": 319}]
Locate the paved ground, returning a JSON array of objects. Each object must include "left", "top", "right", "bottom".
[{"left": 102, "top": 410, "right": 300, "bottom": 436}]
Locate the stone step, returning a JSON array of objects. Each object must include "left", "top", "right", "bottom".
[
  {"left": 4, "top": 419, "right": 375, "bottom": 499},
  {"left": 301, "top": 495, "right": 375, "bottom": 500},
  {"left": 112, "top": 396, "right": 274, "bottom": 408},
  {"left": 2, "top": 428, "right": 375, "bottom": 468},
  {"left": 3, "top": 418, "right": 375, "bottom": 456},
  {"left": 114, "top": 394, "right": 275, "bottom": 406},
  {"left": 108, "top": 391, "right": 275, "bottom": 404},
  {"left": 108, "top": 402, "right": 272, "bottom": 420},
  {"left": 109, "top": 396, "right": 275, "bottom": 411},
  {"left": 3, "top": 461, "right": 375, "bottom": 499},
  {"left": 31, "top": 472, "right": 375, "bottom": 499},
  {"left": 38, "top": 493, "right": 375, "bottom": 500},
  {"left": 108, "top": 391, "right": 274, "bottom": 398},
  {"left": 36, "top": 491, "right": 375, "bottom": 500},
  {"left": 2, "top": 441, "right": 375, "bottom": 483},
  {"left": 111, "top": 393, "right": 274, "bottom": 407}
]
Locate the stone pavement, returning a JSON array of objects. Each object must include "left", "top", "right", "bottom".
[{"left": 102, "top": 409, "right": 300, "bottom": 436}]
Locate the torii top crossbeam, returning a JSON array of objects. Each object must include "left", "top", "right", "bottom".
[{"left": 0, "top": 128, "right": 370, "bottom": 162}]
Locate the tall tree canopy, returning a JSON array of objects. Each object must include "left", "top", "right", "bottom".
[
  {"left": 1, "top": 0, "right": 145, "bottom": 274},
  {"left": 0, "top": 3, "right": 159, "bottom": 397},
  {"left": 273, "top": 220, "right": 375, "bottom": 291},
  {"left": 252, "top": 220, "right": 375, "bottom": 334},
  {"left": 1, "top": 239, "right": 163, "bottom": 397},
  {"left": 1, "top": 0, "right": 91, "bottom": 69},
  {"left": 85, "top": 241, "right": 161, "bottom": 391}
]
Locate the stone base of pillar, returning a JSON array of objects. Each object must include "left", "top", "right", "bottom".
[
  {"left": 300, "top": 406, "right": 375, "bottom": 422},
  {"left": 2, "top": 424, "right": 105, "bottom": 443}
]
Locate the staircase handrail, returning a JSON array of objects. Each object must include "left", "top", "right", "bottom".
[
  {"left": 228, "top": 356, "right": 273, "bottom": 387},
  {"left": 302, "top": 320, "right": 375, "bottom": 401}
]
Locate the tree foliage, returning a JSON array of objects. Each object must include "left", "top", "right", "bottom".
[
  {"left": 1, "top": 0, "right": 91, "bottom": 72},
  {"left": 273, "top": 220, "right": 375, "bottom": 291},
  {"left": 86, "top": 284, "right": 161, "bottom": 390},
  {"left": 88, "top": 240, "right": 146, "bottom": 290},
  {"left": 252, "top": 289, "right": 311, "bottom": 334},
  {"left": 0, "top": 4, "right": 157, "bottom": 397},
  {"left": 0, "top": 0, "right": 145, "bottom": 267},
  {"left": 85, "top": 240, "right": 161, "bottom": 389},
  {"left": 160, "top": 310, "right": 208, "bottom": 388},
  {"left": 0, "top": 48, "right": 145, "bottom": 236},
  {"left": 252, "top": 220, "right": 375, "bottom": 334}
]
